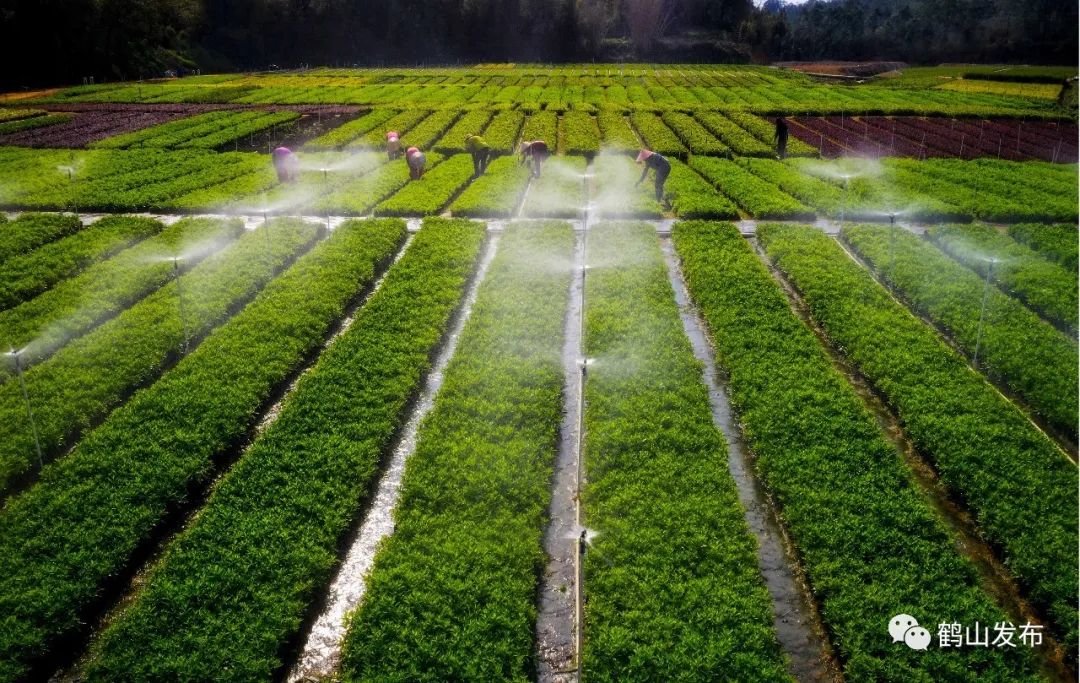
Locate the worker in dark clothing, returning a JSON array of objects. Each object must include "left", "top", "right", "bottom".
[
  {"left": 272, "top": 146, "right": 299, "bottom": 183},
  {"left": 465, "top": 134, "right": 491, "bottom": 176},
  {"left": 635, "top": 149, "right": 670, "bottom": 203},
  {"left": 519, "top": 140, "right": 549, "bottom": 178},
  {"left": 405, "top": 146, "right": 426, "bottom": 180},
  {"left": 774, "top": 116, "right": 789, "bottom": 160},
  {"left": 386, "top": 131, "right": 402, "bottom": 160}
]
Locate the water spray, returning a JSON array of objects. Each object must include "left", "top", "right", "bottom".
[
  {"left": 8, "top": 348, "right": 44, "bottom": 468},
  {"left": 972, "top": 257, "right": 996, "bottom": 367},
  {"left": 172, "top": 257, "right": 191, "bottom": 354}
]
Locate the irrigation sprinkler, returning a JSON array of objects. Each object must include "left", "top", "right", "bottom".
[
  {"left": 171, "top": 257, "right": 191, "bottom": 354},
  {"left": 972, "top": 257, "right": 997, "bottom": 367},
  {"left": 8, "top": 348, "right": 44, "bottom": 468},
  {"left": 839, "top": 175, "right": 850, "bottom": 230},
  {"left": 887, "top": 212, "right": 898, "bottom": 276}
]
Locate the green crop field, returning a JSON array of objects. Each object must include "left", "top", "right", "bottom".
[{"left": 0, "top": 64, "right": 1075, "bottom": 683}]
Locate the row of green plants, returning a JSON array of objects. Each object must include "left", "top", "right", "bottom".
[
  {"left": 349, "top": 109, "right": 431, "bottom": 149},
  {"left": 0, "top": 218, "right": 405, "bottom": 682},
  {"left": 305, "top": 109, "right": 398, "bottom": 149},
  {"left": 375, "top": 154, "right": 475, "bottom": 216},
  {"left": 0, "top": 218, "right": 240, "bottom": 376},
  {"left": 842, "top": 224, "right": 1078, "bottom": 437},
  {"left": 663, "top": 158, "right": 740, "bottom": 219},
  {"left": 759, "top": 223, "right": 1079, "bottom": 656},
  {"left": 0, "top": 219, "right": 316, "bottom": 497},
  {"left": 398, "top": 110, "right": 461, "bottom": 150},
  {"left": 449, "top": 154, "right": 530, "bottom": 217},
  {"left": 1007, "top": 223, "right": 1078, "bottom": 271},
  {"left": 672, "top": 220, "right": 1042, "bottom": 681},
  {"left": 0, "top": 215, "right": 162, "bottom": 309},
  {"left": 95, "top": 111, "right": 299, "bottom": 150},
  {"left": 40, "top": 72, "right": 1056, "bottom": 118},
  {"left": 313, "top": 154, "right": 443, "bottom": 215},
  {"left": 479, "top": 109, "right": 526, "bottom": 153},
  {"left": 83, "top": 218, "right": 483, "bottom": 680},
  {"left": 926, "top": 223, "right": 1078, "bottom": 333},
  {"left": 432, "top": 109, "right": 493, "bottom": 153},
  {"left": 694, "top": 111, "right": 771, "bottom": 156},
  {"left": 885, "top": 158, "right": 1078, "bottom": 223},
  {"left": 340, "top": 221, "right": 571, "bottom": 681},
  {"left": 691, "top": 156, "right": 814, "bottom": 219},
  {"left": 0, "top": 212, "right": 83, "bottom": 265},
  {"left": 560, "top": 110, "right": 601, "bottom": 154},
  {"left": 581, "top": 221, "right": 790, "bottom": 682},
  {"left": 521, "top": 110, "right": 558, "bottom": 149},
  {"left": 596, "top": 111, "right": 639, "bottom": 151},
  {"left": 661, "top": 111, "right": 729, "bottom": 155},
  {"left": 629, "top": 111, "right": 685, "bottom": 156},
  {"left": 0, "top": 113, "right": 72, "bottom": 136}
]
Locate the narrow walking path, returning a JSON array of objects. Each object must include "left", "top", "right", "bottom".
[
  {"left": 535, "top": 226, "right": 585, "bottom": 683},
  {"left": 285, "top": 234, "right": 500, "bottom": 682},
  {"left": 659, "top": 236, "right": 841, "bottom": 683}
]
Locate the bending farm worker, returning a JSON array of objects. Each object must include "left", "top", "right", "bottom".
[
  {"left": 272, "top": 146, "right": 299, "bottom": 183},
  {"left": 386, "top": 131, "right": 402, "bottom": 160},
  {"left": 518, "top": 140, "right": 549, "bottom": 178},
  {"left": 774, "top": 116, "right": 789, "bottom": 160},
  {"left": 635, "top": 149, "right": 670, "bottom": 203},
  {"left": 405, "top": 146, "right": 426, "bottom": 180},
  {"left": 464, "top": 134, "right": 491, "bottom": 177}
]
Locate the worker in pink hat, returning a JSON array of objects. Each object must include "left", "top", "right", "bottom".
[
  {"left": 386, "top": 131, "right": 402, "bottom": 160},
  {"left": 635, "top": 149, "right": 670, "bottom": 203},
  {"left": 518, "top": 140, "right": 550, "bottom": 178},
  {"left": 405, "top": 146, "right": 427, "bottom": 180},
  {"left": 272, "top": 147, "right": 299, "bottom": 183}
]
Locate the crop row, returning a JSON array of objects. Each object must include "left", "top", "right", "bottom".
[
  {"left": 82, "top": 218, "right": 486, "bottom": 679},
  {"left": 92, "top": 111, "right": 297, "bottom": 149},
  {"left": 596, "top": 111, "right": 639, "bottom": 151},
  {"left": 340, "top": 221, "right": 570, "bottom": 681},
  {"left": 662, "top": 158, "right": 739, "bottom": 219},
  {"left": 926, "top": 223, "right": 1077, "bottom": 333},
  {"left": 629, "top": 111, "right": 685, "bottom": 156},
  {"left": 581, "top": 221, "right": 789, "bottom": 681},
  {"left": 36, "top": 72, "right": 1059, "bottom": 118},
  {"left": 305, "top": 109, "right": 397, "bottom": 149},
  {"left": 375, "top": 153, "right": 474, "bottom": 216},
  {"left": 0, "top": 219, "right": 316, "bottom": 497},
  {"left": 0, "top": 113, "right": 72, "bottom": 136},
  {"left": 432, "top": 109, "right": 493, "bottom": 153},
  {"left": 672, "top": 220, "right": 1042, "bottom": 680},
  {"left": 841, "top": 224, "right": 1078, "bottom": 437},
  {"left": 761, "top": 224, "right": 1079, "bottom": 655},
  {"left": 0, "top": 218, "right": 240, "bottom": 375},
  {"left": 661, "top": 111, "right": 729, "bottom": 155},
  {"left": 0, "top": 215, "right": 162, "bottom": 309},
  {"left": 0, "top": 218, "right": 405, "bottom": 682},
  {"left": 559, "top": 110, "right": 601, "bottom": 154},
  {"left": 0, "top": 212, "right": 83, "bottom": 265},
  {"left": 691, "top": 156, "right": 814, "bottom": 219},
  {"left": 449, "top": 154, "right": 530, "bottom": 217},
  {"left": 1007, "top": 223, "right": 1078, "bottom": 271}
]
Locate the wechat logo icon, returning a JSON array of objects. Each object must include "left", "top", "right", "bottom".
[{"left": 890, "top": 614, "right": 931, "bottom": 651}]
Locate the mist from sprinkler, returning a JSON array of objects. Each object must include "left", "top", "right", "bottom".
[
  {"left": 171, "top": 257, "right": 191, "bottom": 354},
  {"left": 7, "top": 347, "right": 43, "bottom": 468},
  {"left": 973, "top": 256, "right": 999, "bottom": 367}
]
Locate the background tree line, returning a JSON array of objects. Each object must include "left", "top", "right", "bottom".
[{"left": 0, "top": 0, "right": 1074, "bottom": 88}]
